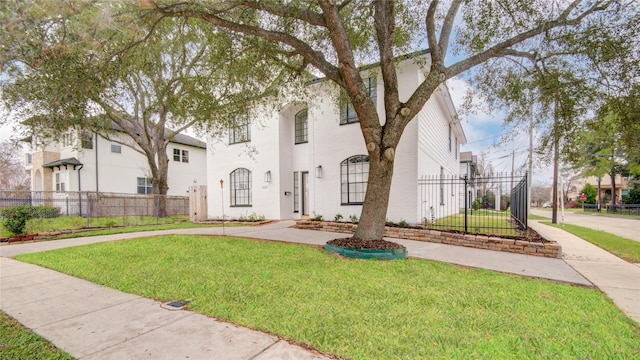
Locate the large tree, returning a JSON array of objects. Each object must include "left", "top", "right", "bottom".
[
  {"left": 0, "top": 141, "right": 29, "bottom": 190},
  {"left": 141, "top": 0, "right": 630, "bottom": 240},
  {"left": 1, "top": 2, "right": 286, "bottom": 215}
]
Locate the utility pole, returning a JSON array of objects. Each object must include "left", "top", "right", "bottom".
[
  {"left": 528, "top": 105, "right": 534, "bottom": 216},
  {"left": 551, "top": 97, "right": 559, "bottom": 224},
  {"left": 511, "top": 149, "right": 515, "bottom": 191}
]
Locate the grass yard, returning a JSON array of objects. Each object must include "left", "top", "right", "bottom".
[
  {"left": 0, "top": 311, "right": 72, "bottom": 360},
  {"left": 543, "top": 222, "right": 640, "bottom": 263},
  {"left": 0, "top": 215, "right": 214, "bottom": 238},
  {"left": 430, "top": 211, "right": 519, "bottom": 237},
  {"left": 17, "top": 236, "right": 640, "bottom": 359}
]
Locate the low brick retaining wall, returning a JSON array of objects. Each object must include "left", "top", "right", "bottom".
[{"left": 296, "top": 221, "right": 561, "bottom": 258}]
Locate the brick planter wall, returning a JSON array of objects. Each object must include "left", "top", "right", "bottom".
[{"left": 295, "top": 220, "right": 561, "bottom": 258}]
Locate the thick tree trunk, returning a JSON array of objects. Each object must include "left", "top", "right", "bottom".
[
  {"left": 353, "top": 150, "right": 395, "bottom": 241},
  {"left": 149, "top": 145, "right": 170, "bottom": 218}
]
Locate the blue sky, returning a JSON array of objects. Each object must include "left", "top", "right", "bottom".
[{"left": 446, "top": 76, "right": 554, "bottom": 185}]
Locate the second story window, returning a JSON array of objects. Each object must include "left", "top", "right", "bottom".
[
  {"left": 81, "top": 132, "right": 94, "bottom": 150},
  {"left": 229, "top": 119, "right": 251, "bottom": 144},
  {"left": 62, "top": 132, "right": 74, "bottom": 147},
  {"left": 173, "top": 148, "right": 189, "bottom": 163},
  {"left": 340, "top": 77, "right": 377, "bottom": 125},
  {"left": 295, "top": 109, "right": 308, "bottom": 144}
]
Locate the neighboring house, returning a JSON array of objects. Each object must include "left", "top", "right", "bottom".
[
  {"left": 459, "top": 151, "right": 480, "bottom": 209},
  {"left": 25, "top": 128, "right": 207, "bottom": 196},
  {"left": 567, "top": 173, "right": 630, "bottom": 204},
  {"left": 206, "top": 52, "right": 467, "bottom": 224}
]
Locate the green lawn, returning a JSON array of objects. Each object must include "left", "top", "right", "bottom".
[
  {"left": 543, "top": 222, "right": 640, "bottom": 263},
  {"left": 429, "top": 211, "right": 519, "bottom": 236},
  {"left": 0, "top": 215, "right": 216, "bottom": 238},
  {"left": 0, "top": 311, "right": 73, "bottom": 360},
  {"left": 17, "top": 236, "right": 640, "bottom": 359}
]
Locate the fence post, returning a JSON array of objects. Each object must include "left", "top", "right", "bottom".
[{"left": 464, "top": 175, "right": 468, "bottom": 234}]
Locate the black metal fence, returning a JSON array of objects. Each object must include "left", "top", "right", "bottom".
[
  {"left": 418, "top": 172, "right": 528, "bottom": 237},
  {"left": 0, "top": 191, "right": 189, "bottom": 223}
]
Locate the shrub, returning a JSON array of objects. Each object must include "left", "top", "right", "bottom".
[
  {"left": 349, "top": 214, "right": 358, "bottom": 223},
  {"left": 566, "top": 200, "right": 579, "bottom": 208},
  {"left": 1, "top": 206, "right": 32, "bottom": 236},
  {"left": 398, "top": 219, "right": 410, "bottom": 228},
  {"left": 385, "top": 219, "right": 395, "bottom": 226},
  {"left": 29, "top": 205, "right": 60, "bottom": 219},
  {"left": 472, "top": 199, "right": 481, "bottom": 211},
  {"left": 313, "top": 213, "right": 324, "bottom": 221},
  {"left": 246, "top": 212, "right": 266, "bottom": 222},
  {"left": 334, "top": 213, "right": 343, "bottom": 222}
]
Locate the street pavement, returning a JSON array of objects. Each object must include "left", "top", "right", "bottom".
[
  {"left": 1, "top": 220, "right": 638, "bottom": 359},
  {"left": 531, "top": 208, "right": 640, "bottom": 242}
]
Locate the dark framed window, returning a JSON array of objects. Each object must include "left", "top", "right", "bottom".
[
  {"left": 81, "top": 132, "right": 94, "bottom": 150},
  {"left": 341, "top": 155, "right": 369, "bottom": 204},
  {"left": 295, "top": 109, "right": 308, "bottom": 144},
  {"left": 230, "top": 168, "right": 252, "bottom": 206},
  {"left": 340, "top": 77, "right": 377, "bottom": 125},
  {"left": 111, "top": 143, "right": 122, "bottom": 154},
  {"left": 229, "top": 119, "right": 251, "bottom": 144},
  {"left": 173, "top": 148, "right": 189, "bottom": 163},
  {"left": 137, "top": 177, "right": 152, "bottom": 194},
  {"left": 293, "top": 171, "right": 299, "bottom": 213}
]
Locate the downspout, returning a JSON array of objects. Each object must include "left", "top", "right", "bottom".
[
  {"left": 94, "top": 132, "right": 99, "bottom": 192},
  {"left": 77, "top": 164, "right": 84, "bottom": 216}
]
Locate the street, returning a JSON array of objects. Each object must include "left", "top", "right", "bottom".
[{"left": 531, "top": 209, "right": 640, "bottom": 242}]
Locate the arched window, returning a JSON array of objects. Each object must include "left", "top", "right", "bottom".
[
  {"left": 341, "top": 155, "right": 369, "bottom": 204},
  {"left": 294, "top": 109, "right": 308, "bottom": 144},
  {"left": 230, "top": 168, "right": 252, "bottom": 206}
]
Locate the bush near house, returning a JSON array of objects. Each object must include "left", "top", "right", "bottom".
[
  {"left": 29, "top": 205, "right": 60, "bottom": 219},
  {"left": 0, "top": 206, "right": 32, "bottom": 236}
]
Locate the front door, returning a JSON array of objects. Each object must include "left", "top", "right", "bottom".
[{"left": 302, "top": 171, "right": 309, "bottom": 216}]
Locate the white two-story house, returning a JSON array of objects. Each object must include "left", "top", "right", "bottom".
[
  {"left": 206, "top": 52, "right": 466, "bottom": 224},
  {"left": 26, "top": 129, "right": 207, "bottom": 197}
]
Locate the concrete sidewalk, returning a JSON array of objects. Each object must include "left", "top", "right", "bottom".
[
  {"left": 0, "top": 257, "right": 328, "bottom": 360},
  {"left": 1, "top": 220, "right": 634, "bottom": 359},
  {"left": 530, "top": 220, "right": 640, "bottom": 323}
]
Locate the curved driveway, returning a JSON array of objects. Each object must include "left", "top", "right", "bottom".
[{"left": 531, "top": 209, "right": 640, "bottom": 242}]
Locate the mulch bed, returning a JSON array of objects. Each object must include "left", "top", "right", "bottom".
[
  {"left": 526, "top": 228, "right": 549, "bottom": 243},
  {"left": 327, "top": 238, "right": 406, "bottom": 250}
]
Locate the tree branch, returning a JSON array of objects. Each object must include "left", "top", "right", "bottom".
[
  {"left": 445, "top": 0, "right": 613, "bottom": 79},
  {"left": 438, "top": 0, "right": 464, "bottom": 59},
  {"left": 153, "top": 3, "right": 344, "bottom": 86}
]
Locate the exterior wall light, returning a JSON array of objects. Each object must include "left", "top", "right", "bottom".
[
  {"left": 264, "top": 170, "right": 271, "bottom": 182},
  {"left": 315, "top": 165, "right": 322, "bottom": 178}
]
